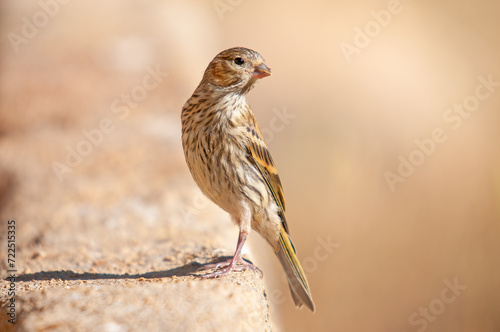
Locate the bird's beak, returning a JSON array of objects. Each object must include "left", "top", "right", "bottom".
[{"left": 253, "top": 63, "right": 271, "bottom": 79}]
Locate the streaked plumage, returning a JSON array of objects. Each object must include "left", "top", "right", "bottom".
[{"left": 181, "top": 47, "right": 315, "bottom": 311}]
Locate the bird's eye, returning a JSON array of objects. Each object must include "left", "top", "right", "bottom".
[{"left": 233, "top": 57, "right": 244, "bottom": 66}]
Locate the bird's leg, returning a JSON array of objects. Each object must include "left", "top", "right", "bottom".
[{"left": 199, "top": 215, "right": 262, "bottom": 278}]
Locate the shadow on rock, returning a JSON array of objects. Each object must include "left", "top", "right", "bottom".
[{"left": 12, "top": 256, "right": 258, "bottom": 282}]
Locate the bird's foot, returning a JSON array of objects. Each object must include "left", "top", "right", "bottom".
[{"left": 197, "top": 256, "right": 262, "bottom": 278}]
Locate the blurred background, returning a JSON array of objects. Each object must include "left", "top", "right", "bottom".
[{"left": 1, "top": 0, "right": 499, "bottom": 331}]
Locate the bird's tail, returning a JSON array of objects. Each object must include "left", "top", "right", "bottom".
[{"left": 276, "top": 225, "right": 315, "bottom": 312}]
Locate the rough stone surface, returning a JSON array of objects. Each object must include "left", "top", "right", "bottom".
[{"left": 0, "top": 2, "right": 273, "bottom": 330}]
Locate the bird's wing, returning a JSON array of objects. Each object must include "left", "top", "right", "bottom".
[
  {"left": 245, "top": 120, "right": 289, "bottom": 233},
  {"left": 245, "top": 116, "right": 315, "bottom": 311},
  {"left": 244, "top": 111, "right": 315, "bottom": 311}
]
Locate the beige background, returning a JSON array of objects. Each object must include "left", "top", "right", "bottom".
[{"left": 1, "top": 0, "right": 499, "bottom": 331}]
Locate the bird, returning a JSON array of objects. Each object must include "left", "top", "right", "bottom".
[{"left": 181, "top": 47, "right": 315, "bottom": 311}]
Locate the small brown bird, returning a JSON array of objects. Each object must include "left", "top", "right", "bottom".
[{"left": 181, "top": 47, "right": 315, "bottom": 311}]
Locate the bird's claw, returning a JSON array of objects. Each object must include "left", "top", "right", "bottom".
[{"left": 195, "top": 257, "right": 263, "bottom": 279}]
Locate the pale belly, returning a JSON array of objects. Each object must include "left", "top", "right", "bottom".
[{"left": 183, "top": 139, "right": 281, "bottom": 246}]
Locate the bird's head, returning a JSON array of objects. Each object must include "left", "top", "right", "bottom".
[{"left": 201, "top": 47, "right": 271, "bottom": 94}]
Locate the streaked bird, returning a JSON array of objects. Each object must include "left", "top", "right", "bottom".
[{"left": 181, "top": 47, "right": 315, "bottom": 311}]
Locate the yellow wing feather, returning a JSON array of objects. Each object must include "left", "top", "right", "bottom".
[
  {"left": 244, "top": 117, "right": 315, "bottom": 311},
  {"left": 245, "top": 123, "right": 289, "bottom": 233}
]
